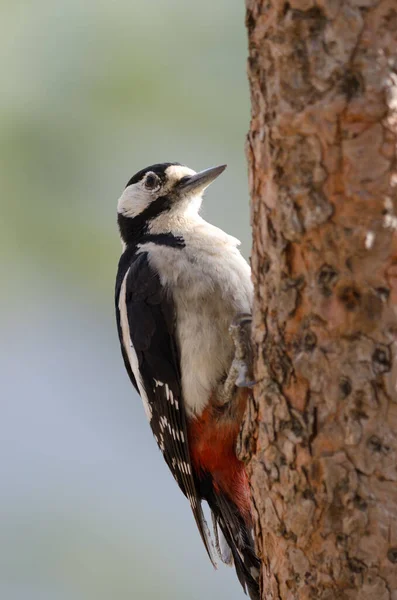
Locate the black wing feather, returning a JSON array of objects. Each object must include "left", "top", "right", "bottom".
[{"left": 116, "top": 250, "right": 215, "bottom": 564}]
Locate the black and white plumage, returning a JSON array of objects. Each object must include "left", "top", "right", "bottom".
[
  {"left": 115, "top": 162, "right": 260, "bottom": 599},
  {"left": 116, "top": 244, "right": 214, "bottom": 561}
]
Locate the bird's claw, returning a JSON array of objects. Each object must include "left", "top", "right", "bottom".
[
  {"left": 230, "top": 313, "right": 255, "bottom": 387},
  {"left": 218, "top": 314, "right": 256, "bottom": 405}
]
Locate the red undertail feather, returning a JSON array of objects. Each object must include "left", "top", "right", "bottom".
[
  {"left": 188, "top": 388, "right": 252, "bottom": 523},
  {"left": 188, "top": 388, "right": 260, "bottom": 600}
]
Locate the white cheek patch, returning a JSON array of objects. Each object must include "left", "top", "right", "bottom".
[
  {"left": 117, "top": 184, "right": 152, "bottom": 218},
  {"left": 118, "top": 165, "right": 200, "bottom": 224}
]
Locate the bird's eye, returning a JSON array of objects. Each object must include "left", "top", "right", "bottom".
[{"left": 145, "top": 173, "right": 159, "bottom": 190}]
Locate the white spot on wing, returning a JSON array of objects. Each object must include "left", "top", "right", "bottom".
[
  {"left": 187, "top": 493, "right": 197, "bottom": 508},
  {"left": 170, "top": 426, "right": 184, "bottom": 442},
  {"left": 119, "top": 268, "right": 153, "bottom": 421},
  {"left": 177, "top": 460, "right": 191, "bottom": 475},
  {"left": 159, "top": 415, "right": 169, "bottom": 431}
]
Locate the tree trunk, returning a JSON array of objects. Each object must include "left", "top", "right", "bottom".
[{"left": 243, "top": 1, "right": 397, "bottom": 598}]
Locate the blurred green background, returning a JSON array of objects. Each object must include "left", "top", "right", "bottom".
[{"left": 0, "top": 1, "right": 251, "bottom": 599}]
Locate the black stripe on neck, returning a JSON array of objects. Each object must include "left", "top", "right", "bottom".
[
  {"left": 116, "top": 231, "right": 185, "bottom": 295},
  {"left": 118, "top": 194, "right": 172, "bottom": 243},
  {"left": 140, "top": 233, "right": 185, "bottom": 248}
]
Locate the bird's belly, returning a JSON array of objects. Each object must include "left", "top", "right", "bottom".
[{"left": 175, "top": 295, "right": 233, "bottom": 416}]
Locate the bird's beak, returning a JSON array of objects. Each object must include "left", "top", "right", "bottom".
[{"left": 177, "top": 165, "right": 227, "bottom": 195}]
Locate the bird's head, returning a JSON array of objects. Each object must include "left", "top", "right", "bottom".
[{"left": 117, "top": 162, "right": 226, "bottom": 244}]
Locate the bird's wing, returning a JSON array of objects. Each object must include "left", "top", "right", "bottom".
[{"left": 116, "top": 250, "right": 216, "bottom": 565}]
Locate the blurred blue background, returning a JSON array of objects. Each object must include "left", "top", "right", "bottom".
[{"left": 0, "top": 1, "right": 251, "bottom": 598}]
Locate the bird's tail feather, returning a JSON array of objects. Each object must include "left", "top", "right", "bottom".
[{"left": 209, "top": 492, "right": 260, "bottom": 600}]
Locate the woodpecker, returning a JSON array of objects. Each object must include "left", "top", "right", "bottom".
[{"left": 115, "top": 162, "right": 260, "bottom": 599}]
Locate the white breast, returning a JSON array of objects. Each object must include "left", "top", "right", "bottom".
[{"left": 140, "top": 218, "right": 253, "bottom": 417}]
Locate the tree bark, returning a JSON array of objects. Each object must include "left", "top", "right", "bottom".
[{"left": 243, "top": 1, "right": 397, "bottom": 598}]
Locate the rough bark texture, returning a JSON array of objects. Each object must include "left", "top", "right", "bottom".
[{"left": 243, "top": 0, "right": 397, "bottom": 598}]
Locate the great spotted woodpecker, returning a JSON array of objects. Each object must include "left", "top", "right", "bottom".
[{"left": 115, "top": 163, "right": 260, "bottom": 599}]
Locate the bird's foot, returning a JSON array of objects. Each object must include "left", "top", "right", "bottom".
[
  {"left": 216, "top": 313, "right": 255, "bottom": 406},
  {"left": 229, "top": 313, "right": 255, "bottom": 389}
]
